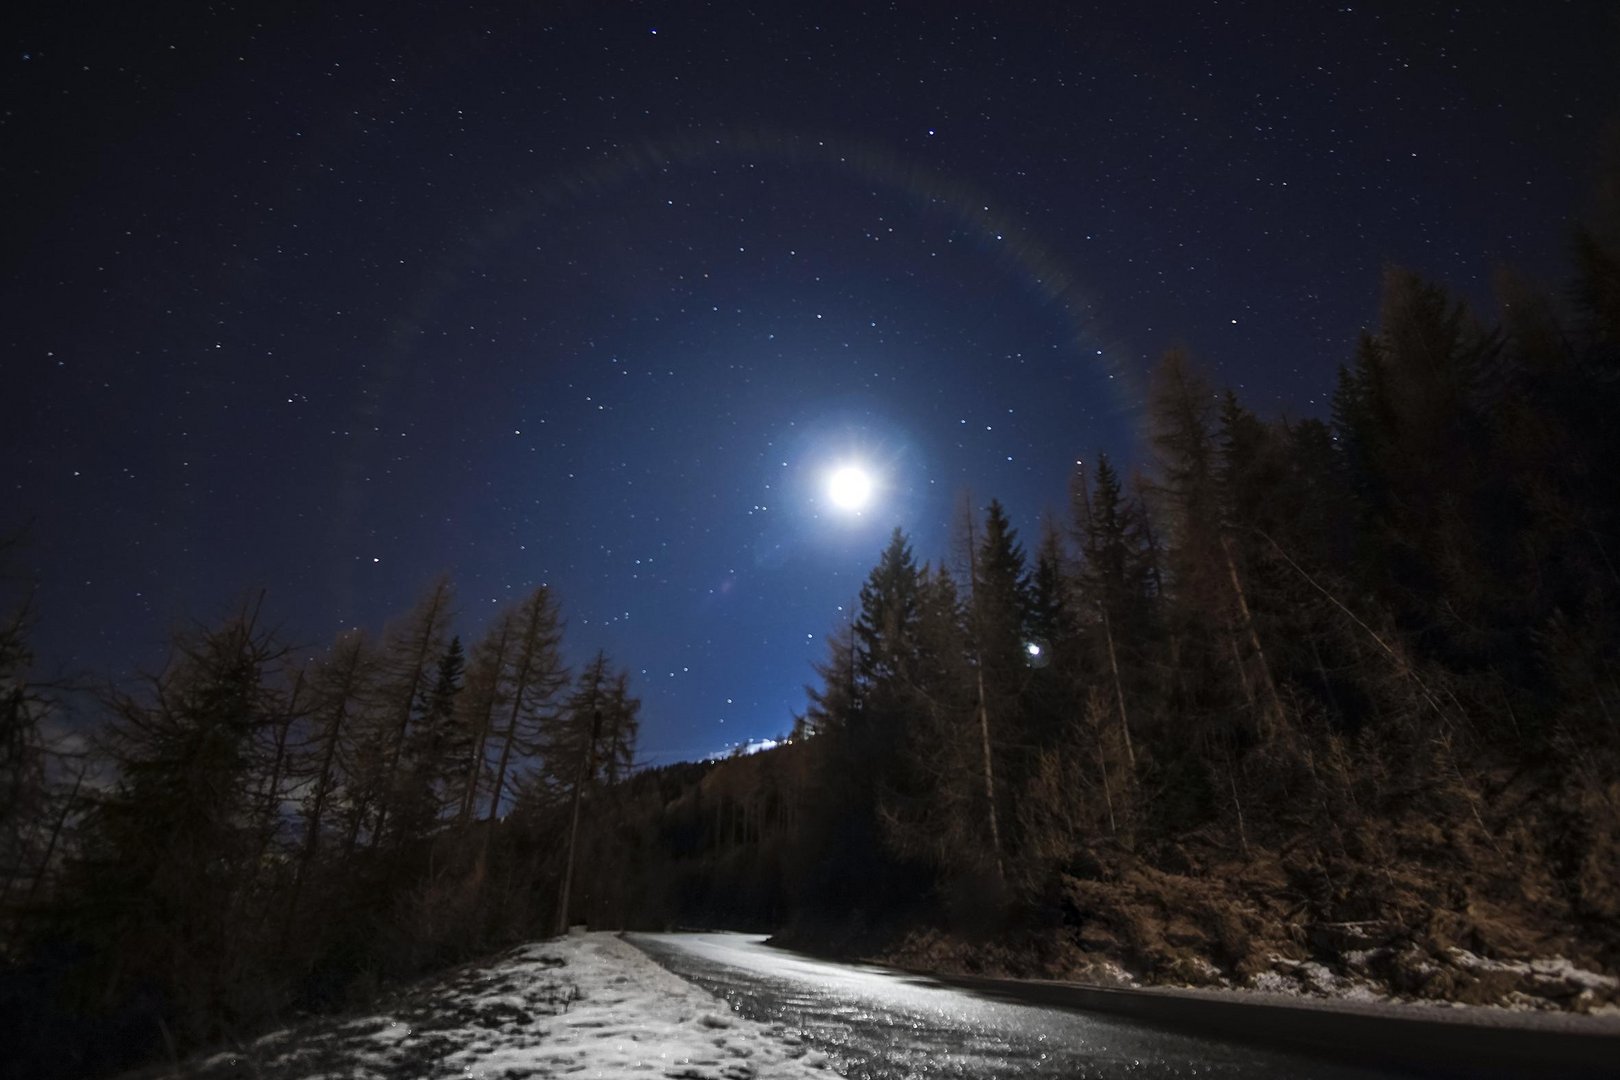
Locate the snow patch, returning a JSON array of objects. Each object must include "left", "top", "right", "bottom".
[
  {"left": 1256, "top": 953, "right": 1391, "bottom": 1004},
  {"left": 1447, "top": 948, "right": 1619, "bottom": 991},
  {"left": 1089, "top": 957, "right": 1138, "bottom": 986}
]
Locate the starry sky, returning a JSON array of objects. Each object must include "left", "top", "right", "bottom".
[{"left": 6, "top": 2, "right": 1617, "bottom": 764}]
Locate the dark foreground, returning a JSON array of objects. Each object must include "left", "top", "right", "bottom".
[{"left": 625, "top": 932, "right": 1620, "bottom": 1080}]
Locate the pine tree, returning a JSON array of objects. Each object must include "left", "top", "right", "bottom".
[
  {"left": 394, "top": 635, "right": 466, "bottom": 835},
  {"left": 1334, "top": 270, "right": 1529, "bottom": 686},
  {"left": 848, "top": 528, "right": 925, "bottom": 804},
  {"left": 1028, "top": 520, "right": 1078, "bottom": 663},
  {"left": 453, "top": 614, "right": 515, "bottom": 826},
  {"left": 877, "top": 564, "right": 982, "bottom": 873},
  {"left": 485, "top": 587, "right": 567, "bottom": 822},
  {"left": 1024, "top": 519, "right": 1082, "bottom": 757},
  {"left": 961, "top": 499, "right": 1034, "bottom": 877},
  {"left": 369, "top": 579, "right": 454, "bottom": 850},
  {"left": 1076, "top": 453, "right": 1144, "bottom": 771},
  {"left": 854, "top": 527, "right": 923, "bottom": 694},
  {"left": 286, "top": 628, "right": 370, "bottom": 930},
  {"left": 971, "top": 499, "right": 1034, "bottom": 684},
  {"left": 802, "top": 618, "right": 858, "bottom": 739},
  {"left": 1150, "top": 350, "right": 1286, "bottom": 743},
  {"left": 550, "top": 652, "right": 639, "bottom": 932},
  {"left": 69, "top": 607, "right": 287, "bottom": 1044},
  {"left": 804, "top": 530, "right": 931, "bottom": 913}
]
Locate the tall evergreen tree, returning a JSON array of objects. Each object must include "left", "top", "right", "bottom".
[
  {"left": 854, "top": 527, "right": 924, "bottom": 694},
  {"left": 962, "top": 499, "right": 1034, "bottom": 876},
  {"left": 549, "top": 652, "right": 639, "bottom": 932},
  {"left": 1076, "top": 454, "right": 1148, "bottom": 772},
  {"left": 485, "top": 587, "right": 568, "bottom": 822},
  {"left": 802, "top": 618, "right": 858, "bottom": 739},
  {"left": 806, "top": 529, "right": 932, "bottom": 914},
  {"left": 68, "top": 608, "right": 287, "bottom": 1045},
  {"left": 1027, "top": 520, "right": 1078, "bottom": 663},
  {"left": 1150, "top": 350, "right": 1286, "bottom": 743},
  {"left": 453, "top": 614, "right": 515, "bottom": 826},
  {"left": 415, "top": 637, "right": 469, "bottom": 813},
  {"left": 970, "top": 499, "right": 1034, "bottom": 682},
  {"left": 369, "top": 578, "right": 454, "bottom": 849},
  {"left": 1023, "top": 519, "right": 1082, "bottom": 759},
  {"left": 286, "top": 628, "right": 370, "bottom": 929},
  {"left": 878, "top": 564, "right": 983, "bottom": 875}
]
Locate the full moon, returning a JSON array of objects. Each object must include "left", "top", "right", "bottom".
[{"left": 826, "top": 464, "right": 874, "bottom": 512}]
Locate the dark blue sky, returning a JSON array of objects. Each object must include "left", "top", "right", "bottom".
[{"left": 7, "top": 2, "right": 1616, "bottom": 763}]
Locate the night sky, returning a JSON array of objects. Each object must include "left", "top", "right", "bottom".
[{"left": 7, "top": 3, "right": 1616, "bottom": 764}]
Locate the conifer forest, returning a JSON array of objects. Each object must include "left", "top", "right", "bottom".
[{"left": 6, "top": 184, "right": 1620, "bottom": 1076}]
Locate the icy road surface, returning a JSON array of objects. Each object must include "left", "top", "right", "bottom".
[{"left": 625, "top": 932, "right": 1410, "bottom": 1079}]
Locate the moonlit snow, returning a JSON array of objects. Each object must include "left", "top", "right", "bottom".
[{"left": 186, "top": 932, "right": 832, "bottom": 1079}]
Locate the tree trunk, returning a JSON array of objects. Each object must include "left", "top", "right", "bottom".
[
  {"left": 973, "top": 664, "right": 1005, "bottom": 880},
  {"left": 1101, "top": 608, "right": 1137, "bottom": 770},
  {"left": 1221, "top": 532, "right": 1286, "bottom": 739},
  {"left": 487, "top": 642, "right": 538, "bottom": 823},
  {"left": 556, "top": 703, "right": 602, "bottom": 935},
  {"left": 964, "top": 509, "right": 1006, "bottom": 882},
  {"left": 459, "top": 619, "right": 514, "bottom": 827}
]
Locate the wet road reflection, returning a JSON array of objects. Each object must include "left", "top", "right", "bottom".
[{"left": 626, "top": 932, "right": 1408, "bottom": 1079}]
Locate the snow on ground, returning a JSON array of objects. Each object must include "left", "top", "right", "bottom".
[
  {"left": 182, "top": 932, "right": 836, "bottom": 1079},
  {"left": 1162, "top": 945, "right": 1620, "bottom": 1019},
  {"left": 1159, "top": 954, "right": 1620, "bottom": 1032},
  {"left": 1445, "top": 947, "right": 1620, "bottom": 1013},
  {"left": 1247, "top": 954, "right": 1392, "bottom": 1004},
  {"left": 1445, "top": 946, "right": 1620, "bottom": 991}
]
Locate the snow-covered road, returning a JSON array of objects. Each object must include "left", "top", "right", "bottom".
[
  {"left": 180, "top": 932, "right": 835, "bottom": 1079},
  {"left": 156, "top": 929, "right": 1620, "bottom": 1079}
]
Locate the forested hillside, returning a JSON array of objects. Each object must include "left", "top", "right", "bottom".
[
  {"left": 6, "top": 181, "right": 1620, "bottom": 1078},
  {"left": 599, "top": 197, "right": 1620, "bottom": 1006},
  {"left": 0, "top": 582, "right": 642, "bottom": 1077}
]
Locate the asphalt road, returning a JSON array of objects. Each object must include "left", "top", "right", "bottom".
[{"left": 625, "top": 931, "right": 1417, "bottom": 1079}]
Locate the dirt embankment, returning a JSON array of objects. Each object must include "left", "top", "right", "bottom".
[{"left": 878, "top": 777, "right": 1620, "bottom": 1014}]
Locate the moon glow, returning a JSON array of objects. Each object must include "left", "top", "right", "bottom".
[{"left": 826, "top": 464, "right": 875, "bottom": 512}]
